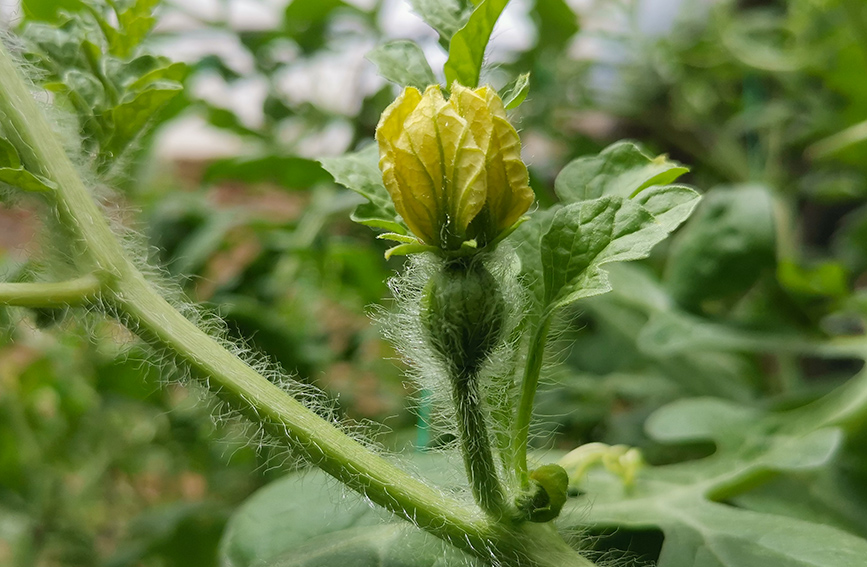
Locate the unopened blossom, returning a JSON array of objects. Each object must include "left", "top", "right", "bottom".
[{"left": 375, "top": 83, "right": 534, "bottom": 252}]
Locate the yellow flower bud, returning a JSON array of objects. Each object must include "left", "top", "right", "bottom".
[{"left": 375, "top": 83, "right": 534, "bottom": 252}]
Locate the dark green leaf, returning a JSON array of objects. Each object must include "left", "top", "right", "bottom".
[
  {"left": 366, "top": 41, "right": 437, "bottom": 90},
  {"left": 163, "top": 213, "right": 238, "bottom": 276},
  {"left": 204, "top": 155, "right": 331, "bottom": 190},
  {"left": 284, "top": 0, "right": 353, "bottom": 53},
  {"left": 406, "top": 0, "right": 472, "bottom": 42},
  {"left": 202, "top": 105, "right": 266, "bottom": 139},
  {"left": 444, "top": 0, "right": 509, "bottom": 88},
  {"left": 554, "top": 141, "right": 689, "bottom": 203},
  {"left": 500, "top": 72, "right": 530, "bottom": 109},
  {"left": 319, "top": 144, "right": 406, "bottom": 234},
  {"left": 0, "top": 168, "right": 57, "bottom": 192},
  {"left": 532, "top": 0, "right": 579, "bottom": 49},
  {"left": 777, "top": 260, "right": 849, "bottom": 299},
  {"left": 665, "top": 185, "right": 776, "bottom": 308},
  {"left": 106, "top": 502, "right": 228, "bottom": 567}
]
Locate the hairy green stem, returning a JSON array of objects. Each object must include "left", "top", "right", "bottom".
[
  {"left": 0, "top": 37, "right": 482, "bottom": 544},
  {"left": 513, "top": 313, "right": 553, "bottom": 489},
  {"left": 0, "top": 40, "right": 596, "bottom": 567},
  {"left": 453, "top": 370, "right": 507, "bottom": 518},
  {"left": 0, "top": 274, "right": 102, "bottom": 307}
]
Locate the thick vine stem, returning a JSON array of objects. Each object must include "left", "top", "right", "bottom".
[{"left": 0, "top": 41, "right": 597, "bottom": 567}]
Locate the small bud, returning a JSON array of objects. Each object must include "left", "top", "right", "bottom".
[
  {"left": 421, "top": 259, "right": 505, "bottom": 377},
  {"left": 516, "top": 464, "right": 570, "bottom": 523}
]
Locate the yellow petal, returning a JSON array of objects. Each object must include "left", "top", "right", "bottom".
[
  {"left": 450, "top": 82, "right": 494, "bottom": 155},
  {"left": 402, "top": 86, "right": 447, "bottom": 211},
  {"left": 434, "top": 100, "right": 487, "bottom": 238},
  {"left": 389, "top": 144, "right": 440, "bottom": 244},
  {"left": 480, "top": 86, "right": 508, "bottom": 120},
  {"left": 376, "top": 87, "right": 422, "bottom": 155},
  {"left": 485, "top": 114, "right": 534, "bottom": 231}
]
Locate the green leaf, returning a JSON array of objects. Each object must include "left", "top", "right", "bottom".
[
  {"left": 0, "top": 137, "right": 21, "bottom": 168},
  {"left": 22, "top": 0, "right": 84, "bottom": 22},
  {"left": 62, "top": 69, "right": 106, "bottom": 108},
  {"left": 558, "top": 392, "right": 853, "bottom": 567},
  {"left": 319, "top": 144, "right": 406, "bottom": 234},
  {"left": 112, "top": 0, "right": 160, "bottom": 58},
  {"left": 0, "top": 168, "right": 57, "bottom": 192},
  {"left": 540, "top": 194, "right": 693, "bottom": 311},
  {"left": 555, "top": 141, "right": 689, "bottom": 203},
  {"left": 647, "top": 398, "right": 843, "bottom": 471},
  {"left": 350, "top": 202, "right": 404, "bottom": 232},
  {"left": 220, "top": 468, "right": 388, "bottom": 567},
  {"left": 106, "top": 502, "right": 228, "bottom": 567},
  {"left": 384, "top": 242, "right": 438, "bottom": 259},
  {"left": 366, "top": 41, "right": 437, "bottom": 90},
  {"left": 127, "top": 59, "right": 188, "bottom": 91},
  {"left": 202, "top": 105, "right": 267, "bottom": 139},
  {"left": 665, "top": 184, "right": 776, "bottom": 308},
  {"left": 632, "top": 184, "right": 701, "bottom": 233},
  {"left": 653, "top": 499, "right": 867, "bottom": 567},
  {"left": 644, "top": 397, "right": 759, "bottom": 448},
  {"left": 204, "top": 155, "right": 331, "bottom": 189},
  {"left": 406, "top": 0, "right": 472, "bottom": 42},
  {"left": 500, "top": 72, "right": 530, "bottom": 109},
  {"left": 533, "top": 0, "right": 579, "bottom": 49},
  {"left": 636, "top": 308, "right": 833, "bottom": 360},
  {"left": 777, "top": 259, "right": 849, "bottom": 299},
  {"left": 721, "top": 11, "right": 802, "bottom": 72},
  {"left": 107, "top": 82, "right": 183, "bottom": 158},
  {"left": 730, "top": 465, "right": 867, "bottom": 539},
  {"left": 511, "top": 205, "right": 559, "bottom": 309},
  {"left": 284, "top": 0, "right": 355, "bottom": 53},
  {"left": 220, "top": 459, "right": 480, "bottom": 567},
  {"left": 444, "top": 0, "right": 509, "bottom": 88},
  {"left": 262, "top": 524, "right": 479, "bottom": 567}
]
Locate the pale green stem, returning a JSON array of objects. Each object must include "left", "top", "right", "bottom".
[
  {"left": 513, "top": 313, "right": 553, "bottom": 489},
  {"left": 0, "top": 274, "right": 102, "bottom": 307},
  {"left": 0, "top": 40, "right": 596, "bottom": 567}
]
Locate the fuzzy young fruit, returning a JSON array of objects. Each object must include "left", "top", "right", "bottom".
[{"left": 421, "top": 259, "right": 505, "bottom": 377}]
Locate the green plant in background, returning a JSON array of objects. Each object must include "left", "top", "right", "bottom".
[{"left": 5, "top": 0, "right": 867, "bottom": 566}]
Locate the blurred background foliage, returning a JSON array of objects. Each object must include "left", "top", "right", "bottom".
[{"left": 2, "top": 0, "right": 867, "bottom": 565}]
